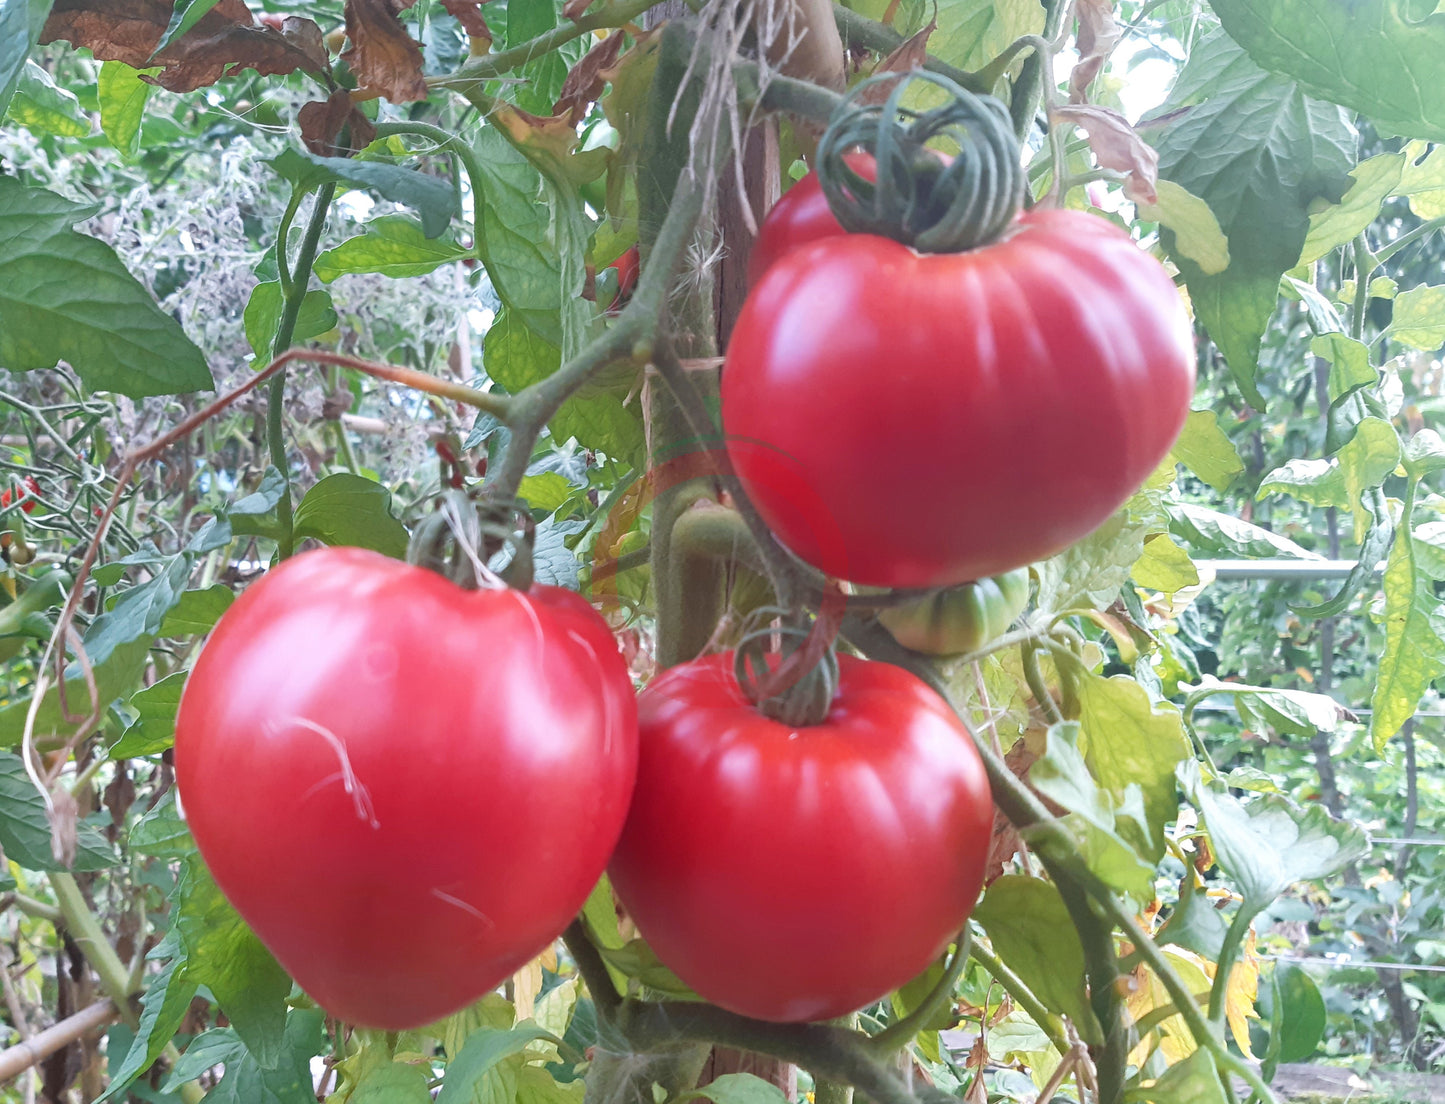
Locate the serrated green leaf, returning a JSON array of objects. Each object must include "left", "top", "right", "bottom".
[
  {"left": 436, "top": 1025, "right": 561, "bottom": 1104},
  {"left": 269, "top": 150, "right": 457, "bottom": 239},
  {"left": 0, "top": 751, "right": 117, "bottom": 870},
  {"left": 243, "top": 281, "right": 337, "bottom": 360},
  {"left": 177, "top": 854, "right": 291, "bottom": 1069},
  {"left": 97, "top": 61, "right": 153, "bottom": 157},
  {"left": 292, "top": 473, "right": 408, "bottom": 559},
  {"left": 1168, "top": 503, "right": 1322, "bottom": 560},
  {"left": 129, "top": 790, "right": 193, "bottom": 859},
  {"left": 1337, "top": 418, "right": 1403, "bottom": 539},
  {"left": 1257, "top": 458, "right": 1347, "bottom": 509},
  {"left": 973, "top": 877, "right": 1096, "bottom": 1040},
  {"left": 1132, "top": 534, "right": 1199, "bottom": 596},
  {"left": 110, "top": 671, "right": 186, "bottom": 758},
  {"left": 1136, "top": 179, "right": 1230, "bottom": 275},
  {"left": 1372, "top": 501, "right": 1445, "bottom": 749},
  {"left": 160, "top": 584, "right": 234, "bottom": 636},
  {"left": 1398, "top": 140, "right": 1445, "bottom": 218},
  {"left": 98, "top": 956, "right": 199, "bottom": 1100},
  {"left": 1078, "top": 674, "right": 1190, "bottom": 861},
  {"left": 1170, "top": 409, "right": 1244, "bottom": 491},
  {"left": 1156, "top": 882, "right": 1229, "bottom": 958},
  {"left": 226, "top": 467, "right": 288, "bottom": 539},
  {"left": 160, "top": 1029, "right": 245, "bottom": 1090},
  {"left": 7, "top": 59, "right": 88, "bottom": 136},
  {"left": 1149, "top": 30, "right": 1355, "bottom": 409},
  {"left": 194, "top": 1009, "right": 323, "bottom": 1104},
  {"left": 1035, "top": 510, "right": 1149, "bottom": 613},
  {"left": 1390, "top": 284, "right": 1445, "bottom": 351},
  {"left": 1206, "top": 0, "right": 1445, "bottom": 142},
  {"left": 929, "top": 0, "right": 1044, "bottom": 74},
  {"left": 1182, "top": 760, "right": 1368, "bottom": 911},
  {"left": 518, "top": 471, "right": 575, "bottom": 514},
  {"left": 1311, "top": 333, "right": 1376, "bottom": 401},
  {"left": 0, "top": 0, "right": 52, "bottom": 119},
  {"left": 328, "top": 1040, "right": 433, "bottom": 1104},
  {"left": 0, "top": 177, "right": 212, "bottom": 396},
  {"left": 315, "top": 215, "right": 468, "bottom": 282},
  {"left": 1300, "top": 153, "right": 1407, "bottom": 265},
  {"left": 1189, "top": 678, "right": 1356, "bottom": 738}
]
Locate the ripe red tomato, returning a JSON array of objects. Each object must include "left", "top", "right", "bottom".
[
  {"left": 175, "top": 547, "right": 638, "bottom": 1030},
  {"left": 2, "top": 477, "right": 41, "bottom": 515},
  {"left": 610, "top": 245, "right": 640, "bottom": 301},
  {"left": 722, "top": 208, "right": 1195, "bottom": 588},
  {"left": 608, "top": 653, "right": 992, "bottom": 1023}
]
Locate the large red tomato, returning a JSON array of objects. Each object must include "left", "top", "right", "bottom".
[
  {"left": 747, "top": 155, "right": 869, "bottom": 286},
  {"left": 174, "top": 547, "right": 637, "bottom": 1030},
  {"left": 722, "top": 207, "right": 1195, "bottom": 588},
  {"left": 608, "top": 653, "right": 992, "bottom": 1023}
]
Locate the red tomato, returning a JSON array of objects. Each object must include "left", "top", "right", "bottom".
[
  {"left": 1, "top": 477, "right": 40, "bottom": 515},
  {"left": 747, "top": 154, "right": 875, "bottom": 286},
  {"left": 609, "top": 245, "right": 640, "bottom": 302},
  {"left": 175, "top": 547, "right": 638, "bottom": 1030},
  {"left": 608, "top": 653, "right": 992, "bottom": 1023},
  {"left": 722, "top": 208, "right": 1195, "bottom": 588}
]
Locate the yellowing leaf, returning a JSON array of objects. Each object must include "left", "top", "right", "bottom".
[
  {"left": 1170, "top": 409, "right": 1245, "bottom": 492},
  {"left": 1133, "top": 534, "right": 1200, "bottom": 597},
  {"left": 512, "top": 956, "right": 543, "bottom": 1020},
  {"left": 1225, "top": 936, "right": 1259, "bottom": 1058},
  {"left": 1137, "top": 179, "right": 1230, "bottom": 275},
  {"left": 1399, "top": 140, "right": 1445, "bottom": 220},
  {"left": 1391, "top": 284, "right": 1445, "bottom": 351},
  {"left": 1300, "top": 152, "right": 1406, "bottom": 265}
]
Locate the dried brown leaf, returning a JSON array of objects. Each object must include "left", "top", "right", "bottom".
[
  {"left": 41, "top": 0, "right": 328, "bottom": 93},
  {"left": 299, "top": 88, "right": 378, "bottom": 155},
  {"left": 766, "top": 0, "right": 845, "bottom": 90},
  {"left": 47, "top": 787, "right": 79, "bottom": 868},
  {"left": 563, "top": 0, "right": 592, "bottom": 17},
  {"left": 1051, "top": 102, "right": 1158, "bottom": 204},
  {"left": 441, "top": 0, "right": 491, "bottom": 44},
  {"left": 1069, "top": 0, "right": 1120, "bottom": 103},
  {"left": 553, "top": 29, "right": 626, "bottom": 126},
  {"left": 343, "top": 0, "right": 427, "bottom": 103}
]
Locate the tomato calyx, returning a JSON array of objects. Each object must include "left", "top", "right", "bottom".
[
  {"left": 733, "top": 615, "right": 840, "bottom": 727},
  {"left": 406, "top": 489, "right": 535, "bottom": 591},
  {"left": 815, "top": 71, "right": 1023, "bottom": 254}
]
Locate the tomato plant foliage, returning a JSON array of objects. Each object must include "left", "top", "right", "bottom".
[{"left": 0, "top": 1, "right": 1441, "bottom": 1103}]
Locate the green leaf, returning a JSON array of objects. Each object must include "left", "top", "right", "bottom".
[
  {"left": 1403, "top": 428, "right": 1445, "bottom": 477},
  {"left": 516, "top": 1064, "right": 585, "bottom": 1104},
  {"left": 97, "top": 61, "right": 153, "bottom": 157},
  {"left": 1371, "top": 505, "right": 1445, "bottom": 749},
  {"left": 1257, "top": 458, "right": 1347, "bottom": 509},
  {"left": 1311, "top": 333, "right": 1376, "bottom": 401},
  {"left": 597, "top": 938, "right": 698, "bottom": 999},
  {"left": 161, "top": 585, "right": 234, "bottom": 636},
  {"left": 1139, "top": 1046, "right": 1227, "bottom": 1104},
  {"left": 315, "top": 215, "right": 469, "bottom": 282},
  {"left": 0, "top": 752, "right": 117, "bottom": 870},
  {"left": 0, "top": 636, "right": 152, "bottom": 750},
  {"left": 348, "top": 1056, "right": 432, "bottom": 1104},
  {"left": 1078, "top": 674, "right": 1190, "bottom": 861},
  {"left": 1182, "top": 759, "right": 1367, "bottom": 912},
  {"left": 155, "top": 0, "right": 224, "bottom": 55},
  {"left": 292, "top": 473, "right": 409, "bottom": 559},
  {"left": 1132, "top": 534, "right": 1200, "bottom": 596},
  {"left": 1206, "top": 0, "right": 1445, "bottom": 142},
  {"left": 1188, "top": 678, "right": 1356, "bottom": 738},
  {"left": 1155, "top": 882, "right": 1229, "bottom": 959},
  {"left": 1168, "top": 503, "right": 1322, "bottom": 560},
  {"left": 129, "top": 790, "right": 193, "bottom": 859},
  {"left": 194, "top": 1009, "right": 324, "bottom": 1104},
  {"left": 1390, "top": 284, "right": 1445, "bottom": 351},
  {"left": 1337, "top": 418, "right": 1402, "bottom": 539},
  {"left": 436, "top": 1024, "right": 561, "bottom": 1104},
  {"left": 176, "top": 854, "right": 292, "bottom": 1069},
  {"left": 1030, "top": 723, "right": 1156, "bottom": 902},
  {"left": 1149, "top": 30, "right": 1354, "bottom": 409},
  {"left": 1398, "top": 140, "right": 1445, "bottom": 218},
  {"left": 973, "top": 876, "right": 1098, "bottom": 1041},
  {"left": 0, "top": 0, "right": 52, "bottom": 119},
  {"left": 1035, "top": 510, "right": 1149, "bottom": 613},
  {"left": 518, "top": 472, "right": 575, "bottom": 514},
  {"left": 686, "top": 1074, "right": 788, "bottom": 1104},
  {"left": 7, "top": 59, "right": 89, "bottom": 136},
  {"left": 226, "top": 467, "right": 288, "bottom": 539},
  {"left": 269, "top": 150, "right": 458, "bottom": 239},
  {"left": 1300, "top": 152, "right": 1407, "bottom": 264},
  {"left": 1270, "top": 963, "right": 1326, "bottom": 1064},
  {"left": 483, "top": 309, "right": 643, "bottom": 466},
  {"left": 99, "top": 956, "right": 199, "bottom": 1101},
  {"left": 1170, "top": 409, "right": 1244, "bottom": 491},
  {"left": 1136, "top": 179, "right": 1230, "bottom": 275},
  {"left": 0, "top": 177, "right": 213, "bottom": 396},
  {"left": 110, "top": 672, "right": 187, "bottom": 758},
  {"left": 160, "top": 1029, "right": 245, "bottom": 1089},
  {"left": 929, "top": 0, "right": 1044, "bottom": 74},
  {"left": 243, "top": 281, "right": 337, "bottom": 360}
]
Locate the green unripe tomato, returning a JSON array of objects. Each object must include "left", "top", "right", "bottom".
[{"left": 878, "top": 568, "right": 1030, "bottom": 656}]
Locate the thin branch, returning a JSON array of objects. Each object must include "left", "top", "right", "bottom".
[
  {"left": 562, "top": 920, "right": 622, "bottom": 1014},
  {"left": 0, "top": 998, "right": 119, "bottom": 1084},
  {"left": 967, "top": 939, "right": 1070, "bottom": 1057}
]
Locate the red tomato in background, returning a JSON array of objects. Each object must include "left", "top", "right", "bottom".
[
  {"left": 722, "top": 207, "right": 1195, "bottom": 588},
  {"left": 175, "top": 547, "right": 638, "bottom": 1030},
  {"left": 747, "top": 153, "right": 874, "bottom": 286},
  {"left": 608, "top": 653, "right": 992, "bottom": 1023},
  {"left": 1, "top": 477, "right": 41, "bottom": 515},
  {"left": 610, "top": 245, "right": 640, "bottom": 301}
]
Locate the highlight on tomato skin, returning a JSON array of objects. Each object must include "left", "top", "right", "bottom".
[
  {"left": 173, "top": 545, "right": 640, "bottom": 1031},
  {"left": 608, "top": 652, "right": 993, "bottom": 1024}
]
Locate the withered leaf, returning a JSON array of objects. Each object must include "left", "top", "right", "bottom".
[
  {"left": 553, "top": 29, "right": 626, "bottom": 126},
  {"left": 344, "top": 0, "right": 427, "bottom": 103},
  {"left": 41, "top": 0, "right": 328, "bottom": 93},
  {"left": 1069, "top": 0, "right": 1120, "bottom": 104},
  {"left": 441, "top": 0, "right": 491, "bottom": 43},
  {"left": 299, "top": 88, "right": 378, "bottom": 155},
  {"left": 1051, "top": 102, "right": 1158, "bottom": 204},
  {"left": 562, "top": 0, "right": 592, "bottom": 18}
]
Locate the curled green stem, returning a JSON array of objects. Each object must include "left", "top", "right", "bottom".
[{"left": 1021, "top": 640, "right": 1064, "bottom": 725}]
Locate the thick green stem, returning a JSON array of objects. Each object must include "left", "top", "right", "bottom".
[
  {"left": 1021, "top": 640, "right": 1064, "bottom": 725},
  {"left": 373, "top": 121, "right": 488, "bottom": 239},
  {"left": 1350, "top": 234, "right": 1377, "bottom": 342},
  {"left": 563, "top": 920, "right": 622, "bottom": 1014},
  {"left": 831, "top": 5, "right": 986, "bottom": 93},
  {"left": 267, "top": 182, "right": 336, "bottom": 560},
  {"left": 49, "top": 873, "right": 138, "bottom": 1029},
  {"left": 1207, "top": 906, "right": 1255, "bottom": 1026}
]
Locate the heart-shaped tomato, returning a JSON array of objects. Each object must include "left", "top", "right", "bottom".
[{"left": 174, "top": 546, "right": 637, "bottom": 1029}]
